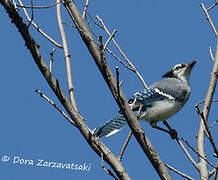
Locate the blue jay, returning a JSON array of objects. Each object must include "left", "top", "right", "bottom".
[{"left": 93, "top": 60, "right": 196, "bottom": 139}]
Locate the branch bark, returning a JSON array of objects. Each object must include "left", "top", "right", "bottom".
[
  {"left": 0, "top": 1, "right": 130, "bottom": 179},
  {"left": 17, "top": 0, "right": 62, "bottom": 48},
  {"left": 62, "top": 0, "right": 172, "bottom": 179},
  {"left": 197, "top": 4, "right": 218, "bottom": 179},
  {"left": 56, "top": 0, "right": 78, "bottom": 112}
]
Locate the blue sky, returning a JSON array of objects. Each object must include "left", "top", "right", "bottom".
[{"left": 0, "top": 0, "right": 218, "bottom": 179}]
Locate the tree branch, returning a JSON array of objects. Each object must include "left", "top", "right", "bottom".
[
  {"left": 62, "top": 0, "right": 172, "bottom": 179},
  {"left": 118, "top": 131, "right": 132, "bottom": 161},
  {"left": 96, "top": 15, "right": 148, "bottom": 89},
  {"left": 82, "top": 0, "right": 89, "bottom": 19},
  {"left": 177, "top": 138, "right": 199, "bottom": 171},
  {"left": 0, "top": 1, "right": 130, "bottom": 179},
  {"left": 56, "top": 0, "right": 78, "bottom": 112},
  {"left": 35, "top": 89, "right": 76, "bottom": 127},
  {"left": 198, "top": 3, "right": 218, "bottom": 179},
  {"left": 165, "top": 163, "right": 194, "bottom": 180},
  {"left": 200, "top": 3, "right": 217, "bottom": 37},
  {"left": 17, "top": 0, "right": 63, "bottom": 48},
  {"left": 195, "top": 105, "right": 218, "bottom": 158}
]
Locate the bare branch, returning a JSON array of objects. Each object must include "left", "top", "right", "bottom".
[
  {"left": 35, "top": 89, "right": 76, "bottom": 127},
  {"left": 207, "top": 2, "right": 218, "bottom": 11},
  {"left": 106, "top": 47, "right": 135, "bottom": 71},
  {"left": 26, "top": 0, "right": 33, "bottom": 29},
  {"left": 12, "top": 0, "right": 18, "bottom": 12},
  {"left": 62, "top": 21, "right": 77, "bottom": 28},
  {"left": 197, "top": 5, "right": 218, "bottom": 178},
  {"left": 17, "top": 0, "right": 63, "bottom": 48},
  {"left": 87, "top": 12, "right": 104, "bottom": 30},
  {"left": 209, "top": 46, "right": 215, "bottom": 62},
  {"left": 103, "top": 29, "right": 117, "bottom": 52},
  {"left": 62, "top": 0, "right": 172, "bottom": 179},
  {"left": 176, "top": 138, "right": 199, "bottom": 171},
  {"left": 118, "top": 131, "right": 132, "bottom": 161},
  {"left": 195, "top": 105, "right": 218, "bottom": 157},
  {"left": 82, "top": 0, "right": 90, "bottom": 19},
  {"left": 85, "top": 16, "right": 100, "bottom": 40},
  {"left": 16, "top": 2, "right": 61, "bottom": 9},
  {"left": 115, "top": 66, "right": 121, "bottom": 98},
  {"left": 0, "top": 1, "right": 131, "bottom": 179},
  {"left": 56, "top": 0, "right": 78, "bottom": 112},
  {"left": 209, "top": 120, "right": 218, "bottom": 128},
  {"left": 96, "top": 15, "right": 149, "bottom": 89},
  {"left": 165, "top": 163, "right": 194, "bottom": 180},
  {"left": 182, "top": 138, "right": 216, "bottom": 169},
  {"left": 200, "top": 3, "right": 217, "bottom": 36},
  {"left": 101, "top": 153, "right": 119, "bottom": 180},
  {"left": 118, "top": 100, "right": 142, "bottom": 161},
  {"left": 212, "top": 160, "right": 218, "bottom": 180}
]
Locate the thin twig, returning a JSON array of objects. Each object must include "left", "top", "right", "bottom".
[
  {"left": 209, "top": 120, "right": 218, "bottom": 128},
  {"left": 115, "top": 66, "right": 120, "bottom": 98},
  {"left": 63, "top": 20, "right": 126, "bottom": 66},
  {"left": 63, "top": 20, "right": 103, "bottom": 50},
  {"left": 57, "top": 0, "right": 78, "bottom": 112},
  {"left": 106, "top": 47, "right": 135, "bottom": 71},
  {"left": 118, "top": 131, "right": 132, "bottom": 161},
  {"left": 176, "top": 138, "right": 199, "bottom": 171},
  {"left": 207, "top": 2, "right": 218, "bottom": 11},
  {"left": 200, "top": 3, "right": 218, "bottom": 36},
  {"left": 82, "top": 0, "right": 89, "bottom": 19},
  {"left": 17, "top": 0, "right": 62, "bottom": 48},
  {"left": 195, "top": 105, "right": 218, "bottom": 157},
  {"left": 86, "top": 12, "right": 104, "bottom": 30},
  {"left": 195, "top": 99, "right": 218, "bottom": 107},
  {"left": 85, "top": 16, "right": 99, "bottom": 40},
  {"left": 213, "top": 160, "right": 218, "bottom": 180},
  {"left": 182, "top": 138, "right": 216, "bottom": 168},
  {"left": 118, "top": 105, "right": 142, "bottom": 161},
  {"left": 209, "top": 46, "right": 215, "bottom": 62},
  {"left": 16, "top": 2, "right": 61, "bottom": 9},
  {"left": 103, "top": 29, "right": 117, "bottom": 52},
  {"left": 62, "top": 21, "right": 77, "bottom": 28},
  {"left": 35, "top": 89, "right": 76, "bottom": 127},
  {"left": 101, "top": 153, "right": 119, "bottom": 180},
  {"left": 96, "top": 15, "right": 148, "bottom": 89},
  {"left": 165, "top": 163, "right": 194, "bottom": 180},
  {"left": 27, "top": 0, "right": 33, "bottom": 29},
  {"left": 12, "top": 0, "right": 18, "bottom": 12},
  {"left": 49, "top": 48, "right": 56, "bottom": 73}
]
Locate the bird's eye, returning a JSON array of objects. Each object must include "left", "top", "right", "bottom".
[
  {"left": 174, "top": 65, "right": 181, "bottom": 70},
  {"left": 174, "top": 64, "right": 185, "bottom": 71},
  {"left": 175, "top": 66, "right": 180, "bottom": 70}
]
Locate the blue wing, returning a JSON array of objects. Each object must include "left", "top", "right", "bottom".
[
  {"left": 128, "top": 88, "right": 169, "bottom": 111},
  {"left": 93, "top": 88, "right": 171, "bottom": 137}
]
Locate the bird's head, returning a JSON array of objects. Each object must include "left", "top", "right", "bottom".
[{"left": 162, "top": 60, "right": 197, "bottom": 84}]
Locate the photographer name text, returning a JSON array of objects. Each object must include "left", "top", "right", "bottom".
[{"left": 1, "top": 155, "right": 91, "bottom": 171}]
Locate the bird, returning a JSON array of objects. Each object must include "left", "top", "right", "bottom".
[{"left": 93, "top": 60, "right": 196, "bottom": 139}]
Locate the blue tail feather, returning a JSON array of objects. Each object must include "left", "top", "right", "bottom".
[{"left": 93, "top": 113, "right": 127, "bottom": 137}]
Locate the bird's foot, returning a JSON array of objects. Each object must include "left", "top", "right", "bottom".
[{"left": 169, "top": 129, "right": 178, "bottom": 140}]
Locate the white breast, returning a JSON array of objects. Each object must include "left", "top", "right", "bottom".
[{"left": 140, "top": 100, "right": 182, "bottom": 124}]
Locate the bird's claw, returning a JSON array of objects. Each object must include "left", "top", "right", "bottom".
[{"left": 169, "top": 129, "right": 178, "bottom": 140}]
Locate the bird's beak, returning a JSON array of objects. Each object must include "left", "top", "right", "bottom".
[
  {"left": 186, "top": 60, "right": 197, "bottom": 70},
  {"left": 162, "top": 60, "right": 197, "bottom": 78}
]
